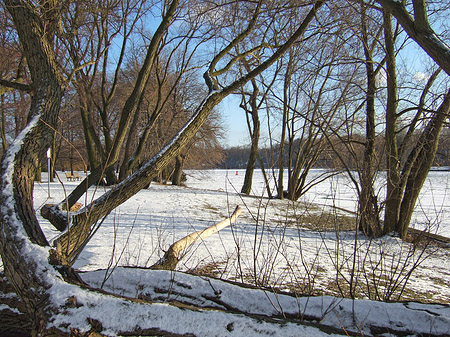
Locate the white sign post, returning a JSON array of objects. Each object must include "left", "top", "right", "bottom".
[{"left": 47, "top": 148, "right": 51, "bottom": 198}]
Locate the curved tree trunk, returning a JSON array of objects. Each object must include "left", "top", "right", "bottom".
[
  {"left": 1, "top": 1, "right": 325, "bottom": 335},
  {"left": 1, "top": 1, "right": 65, "bottom": 332}
]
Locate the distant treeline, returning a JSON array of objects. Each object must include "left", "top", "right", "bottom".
[{"left": 218, "top": 131, "right": 450, "bottom": 170}]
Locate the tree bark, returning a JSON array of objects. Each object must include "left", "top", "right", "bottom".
[
  {"left": 1, "top": 1, "right": 65, "bottom": 332},
  {"left": 1, "top": 94, "right": 7, "bottom": 153}
]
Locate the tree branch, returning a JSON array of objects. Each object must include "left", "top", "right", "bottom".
[
  {"left": 412, "top": 0, "right": 428, "bottom": 32},
  {"left": 376, "top": 0, "right": 450, "bottom": 75},
  {"left": 0, "top": 78, "right": 32, "bottom": 93}
]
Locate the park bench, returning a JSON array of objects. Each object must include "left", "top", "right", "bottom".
[{"left": 65, "top": 172, "right": 81, "bottom": 181}]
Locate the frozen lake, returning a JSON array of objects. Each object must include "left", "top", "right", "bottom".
[{"left": 186, "top": 169, "right": 450, "bottom": 238}]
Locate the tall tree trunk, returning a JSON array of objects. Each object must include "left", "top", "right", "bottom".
[
  {"left": 118, "top": 94, "right": 143, "bottom": 181},
  {"left": 359, "top": 1, "right": 381, "bottom": 237},
  {"left": 241, "top": 78, "right": 260, "bottom": 195},
  {"left": 172, "top": 153, "right": 186, "bottom": 186},
  {"left": 1, "top": 94, "right": 7, "bottom": 153},
  {"left": 377, "top": 1, "right": 450, "bottom": 239},
  {"left": 78, "top": 90, "right": 102, "bottom": 171},
  {"left": 257, "top": 152, "right": 273, "bottom": 199},
  {"left": 383, "top": 10, "right": 401, "bottom": 234},
  {"left": 241, "top": 119, "right": 260, "bottom": 195},
  {"left": 277, "top": 57, "right": 293, "bottom": 200}
]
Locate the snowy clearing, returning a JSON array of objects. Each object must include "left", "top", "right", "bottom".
[
  {"left": 30, "top": 169, "right": 450, "bottom": 303},
  {"left": 29, "top": 170, "right": 450, "bottom": 302},
  {"left": 1, "top": 169, "right": 450, "bottom": 336}
]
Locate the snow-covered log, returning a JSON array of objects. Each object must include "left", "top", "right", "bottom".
[{"left": 83, "top": 268, "right": 450, "bottom": 337}]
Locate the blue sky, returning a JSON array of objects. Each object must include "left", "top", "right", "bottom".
[
  {"left": 218, "top": 37, "right": 441, "bottom": 149},
  {"left": 220, "top": 96, "right": 250, "bottom": 148}
]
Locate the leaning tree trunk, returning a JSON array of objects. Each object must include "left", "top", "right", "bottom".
[
  {"left": 397, "top": 88, "right": 450, "bottom": 239},
  {"left": 376, "top": 0, "right": 450, "bottom": 77},
  {"left": 49, "top": 87, "right": 229, "bottom": 265},
  {"left": 153, "top": 206, "right": 242, "bottom": 270},
  {"left": 42, "top": 1, "right": 326, "bottom": 267}
]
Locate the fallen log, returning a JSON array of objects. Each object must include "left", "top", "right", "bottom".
[{"left": 152, "top": 206, "right": 242, "bottom": 270}]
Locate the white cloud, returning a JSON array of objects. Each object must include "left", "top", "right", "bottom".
[
  {"left": 375, "top": 69, "right": 387, "bottom": 87},
  {"left": 413, "top": 71, "right": 430, "bottom": 83}
]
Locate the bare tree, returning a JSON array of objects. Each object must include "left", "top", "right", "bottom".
[
  {"left": 0, "top": 0, "right": 325, "bottom": 335},
  {"left": 373, "top": 0, "right": 450, "bottom": 239},
  {"left": 239, "top": 58, "right": 278, "bottom": 196},
  {"left": 278, "top": 23, "right": 355, "bottom": 201}
]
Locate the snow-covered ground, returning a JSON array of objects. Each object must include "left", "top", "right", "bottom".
[
  {"left": 29, "top": 169, "right": 450, "bottom": 303},
  {"left": 1, "top": 168, "right": 449, "bottom": 335}
]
